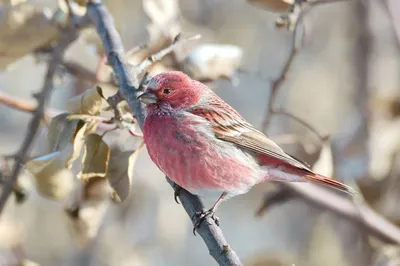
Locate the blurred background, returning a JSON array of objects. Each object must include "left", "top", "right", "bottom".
[{"left": 0, "top": 0, "right": 400, "bottom": 265}]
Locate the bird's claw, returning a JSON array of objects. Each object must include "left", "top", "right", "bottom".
[
  {"left": 191, "top": 209, "right": 220, "bottom": 236},
  {"left": 173, "top": 183, "right": 181, "bottom": 204}
]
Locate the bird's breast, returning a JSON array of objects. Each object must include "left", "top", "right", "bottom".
[{"left": 143, "top": 111, "right": 260, "bottom": 196}]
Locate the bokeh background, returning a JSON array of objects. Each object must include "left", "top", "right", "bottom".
[{"left": 0, "top": 0, "right": 400, "bottom": 265}]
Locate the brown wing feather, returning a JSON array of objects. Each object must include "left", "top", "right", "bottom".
[{"left": 189, "top": 96, "right": 312, "bottom": 172}]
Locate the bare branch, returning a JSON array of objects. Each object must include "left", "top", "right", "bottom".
[
  {"left": 262, "top": 0, "right": 350, "bottom": 137},
  {"left": 257, "top": 182, "right": 400, "bottom": 244},
  {"left": 262, "top": 4, "right": 302, "bottom": 132},
  {"left": 0, "top": 27, "right": 79, "bottom": 213},
  {"left": 87, "top": 1, "right": 243, "bottom": 265}
]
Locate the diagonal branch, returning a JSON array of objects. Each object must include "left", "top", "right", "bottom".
[
  {"left": 257, "top": 182, "right": 400, "bottom": 244},
  {"left": 87, "top": 1, "right": 243, "bottom": 265},
  {"left": 0, "top": 27, "right": 79, "bottom": 214}
]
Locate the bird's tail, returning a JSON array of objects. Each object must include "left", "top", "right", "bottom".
[
  {"left": 266, "top": 166, "right": 358, "bottom": 196},
  {"left": 303, "top": 173, "right": 358, "bottom": 196}
]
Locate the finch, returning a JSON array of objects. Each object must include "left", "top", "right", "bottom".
[{"left": 137, "top": 71, "right": 356, "bottom": 228}]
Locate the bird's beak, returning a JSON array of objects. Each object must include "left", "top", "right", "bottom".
[{"left": 136, "top": 90, "right": 157, "bottom": 105}]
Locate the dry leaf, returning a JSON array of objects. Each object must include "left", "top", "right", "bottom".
[
  {"left": 107, "top": 142, "right": 144, "bottom": 202},
  {"left": 0, "top": 2, "right": 59, "bottom": 70},
  {"left": 65, "top": 122, "right": 88, "bottom": 168},
  {"left": 25, "top": 151, "right": 75, "bottom": 200},
  {"left": 79, "top": 134, "right": 110, "bottom": 180},
  {"left": 182, "top": 44, "right": 243, "bottom": 81},
  {"left": 66, "top": 87, "right": 104, "bottom": 116},
  {"left": 47, "top": 113, "right": 80, "bottom": 152},
  {"left": 47, "top": 113, "right": 90, "bottom": 168},
  {"left": 247, "top": 0, "right": 294, "bottom": 13}
]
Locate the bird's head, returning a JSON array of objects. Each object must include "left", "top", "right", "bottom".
[{"left": 137, "top": 71, "right": 204, "bottom": 110}]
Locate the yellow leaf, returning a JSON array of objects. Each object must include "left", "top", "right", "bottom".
[
  {"left": 107, "top": 142, "right": 144, "bottom": 202},
  {"left": 79, "top": 134, "right": 110, "bottom": 180},
  {"left": 66, "top": 87, "right": 104, "bottom": 116}
]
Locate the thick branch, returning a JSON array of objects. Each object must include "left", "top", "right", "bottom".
[{"left": 87, "top": 1, "right": 243, "bottom": 265}]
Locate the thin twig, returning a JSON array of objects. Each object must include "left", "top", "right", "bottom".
[
  {"left": 262, "top": 7, "right": 302, "bottom": 132},
  {"left": 272, "top": 109, "right": 329, "bottom": 140},
  {"left": 262, "top": 0, "right": 350, "bottom": 136},
  {"left": 87, "top": 1, "right": 243, "bottom": 265},
  {"left": 0, "top": 28, "right": 78, "bottom": 214}
]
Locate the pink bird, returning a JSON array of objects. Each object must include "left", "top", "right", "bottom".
[{"left": 137, "top": 71, "right": 356, "bottom": 231}]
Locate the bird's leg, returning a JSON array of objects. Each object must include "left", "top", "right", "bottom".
[
  {"left": 172, "top": 182, "right": 182, "bottom": 204},
  {"left": 192, "top": 192, "right": 227, "bottom": 235}
]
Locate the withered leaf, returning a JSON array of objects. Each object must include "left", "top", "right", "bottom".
[
  {"left": 79, "top": 134, "right": 110, "bottom": 181},
  {"left": 65, "top": 122, "right": 88, "bottom": 168},
  {"left": 66, "top": 87, "right": 104, "bottom": 116},
  {"left": 47, "top": 113, "right": 81, "bottom": 152},
  {"left": 107, "top": 142, "right": 144, "bottom": 202},
  {"left": 47, "top": 113, "right": 98, "bottom": 168}
]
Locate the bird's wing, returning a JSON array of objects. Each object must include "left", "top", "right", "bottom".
[{"left": 189, "top": 96, "right": 312, "bottom": 172}]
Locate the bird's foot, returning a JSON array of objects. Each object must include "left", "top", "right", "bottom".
[
  {"left": 173, "top": 183, "right": 181, "bottom": 204},
  {"left": 191, "top": 208, "right": 220, "bottom": 235}
]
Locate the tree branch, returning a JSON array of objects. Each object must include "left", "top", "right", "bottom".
[
  {"left": 0, "top": 91, "right": 62, "bottom": 118},
  {"left": 262, "top": 0, "right": 350, "bottom": 137},
  {"left": 87, "top": 1, "right": 243, "bottom": 265},
  {"left": 257, "top": 182, "right": 400, "bottom": 244},
  {"left": 0, "top": 27, "right": 79, "bottom": 213}
]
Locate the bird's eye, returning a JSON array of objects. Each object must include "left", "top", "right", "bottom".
[{"left": 163, "top": 88, "right": 172, "bottom": 94}]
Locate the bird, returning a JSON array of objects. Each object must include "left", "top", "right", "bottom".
[{"left": 137, "top": 71, "right": 356, "bottom": 232}]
